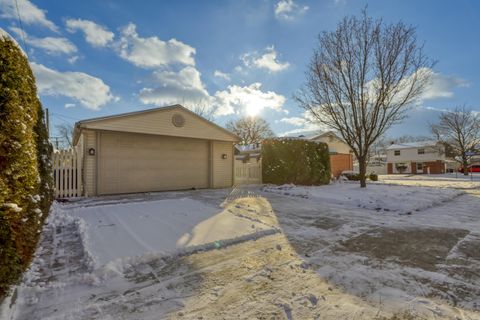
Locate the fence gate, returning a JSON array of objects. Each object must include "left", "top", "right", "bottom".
[
  {"left": 234, "top": 160, "right": 262, "bottom": 185},
  {"left": 52, "top": 149, "right": 82, "bottom": 198}
]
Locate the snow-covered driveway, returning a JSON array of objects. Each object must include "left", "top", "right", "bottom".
[
  {"left": 69, "top": 197, "right": 272, "bottom": 265},
  {"left": 3, "top": 180, "right": 480, "bottom": 320}
]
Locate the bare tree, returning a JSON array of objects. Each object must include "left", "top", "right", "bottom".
[
  {"left": 430, "top": 106, "right": 480, "bottom": 175},
  {"left": 296, "top": 10, "right": 433, "bottom": 187},
  {"left": 226, "top": 117, "right": 274, "bottom": 145},
  {"left": 55, "top": 123, "right": 74, "bottom": 149},
  {"left": 182, "top": 99, "right": 218, "bottom": 121}
]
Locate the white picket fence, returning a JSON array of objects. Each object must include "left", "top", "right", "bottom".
[
  {"left": 234, "top": 160, "right": 262, "bottom": 185},
  {"left": 52, "top": 149, "right": 82, "bottom": 198}
]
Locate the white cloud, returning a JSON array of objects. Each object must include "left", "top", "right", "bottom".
[
  {"left": 213, "top": 82, "right": 286, "bottom": 116},
  {"left": 213, "top": 70, "right": 230, "bottom": 81},
  {"left": 277, "top": 116, "right": 306, "bottom": 126},
  {"left": 0, "top": 0, "right": 58, "bottom": 32},
  {"left": 64, "top": 103, "right": 75, "bottom": 108},
  {"left": 9, "top": 26, "right": 76, "bottom": 55},
  {"left": 117, "top": 23, "right": 195, "bottom": 68},
  {"left": 139, "top": 67, "right": 286, "bottom": 118},
  {"left": 241, "top": 46, "right": 289, "bottom": 73},
  {"left": 277, "top": 112, "right": 329, "bottom": 137},
  {"left": 365, "top": 67, "right": 468, "bottom": 106},
  {"left": 31, "top": 62, "right": 116, "bottom": 110},
  {"left": 139, "top": 66, "right": 210, "bottom": 106},
  {"left": 420, "top": 69, "right": 469, "bottom": 100},
  {"left": 274, "top": 0, "right": 308, "bottom": 21},
  {"left": 66, "top": 18, "right": 114, "bottom": 47}
]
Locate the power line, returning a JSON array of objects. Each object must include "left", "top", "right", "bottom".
[{"left": 14, "top": 0, "right": 29, "bottom": 56}]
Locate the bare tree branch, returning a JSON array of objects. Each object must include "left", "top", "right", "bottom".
[
  {"left": 226, "top": 117, "right": 275, "bottom": 145},
  {"left": 55, "top": 123, "right": 74, "bottom": 149},
  {"left": 182, "top": 99, "right": 218, "bottom": 121}
]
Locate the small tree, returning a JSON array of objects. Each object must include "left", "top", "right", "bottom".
[
  {"left": 296, "top": 10, "right": 433, "bottom": 187},
  {"left": 226, "top": 117, "right": 274, "bottom": 145},
  {"left": 431, "top": 106, "right": 480, "bottom": 175}
]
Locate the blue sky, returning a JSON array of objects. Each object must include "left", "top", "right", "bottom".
[{"left": 1, "top": 0, "right": 479, "bottom": 140}]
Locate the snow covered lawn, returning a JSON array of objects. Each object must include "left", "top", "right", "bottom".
[
  {"left": 263, "top": 182, "right": 464, "bottom": 214},
  {"left": 378, "top": 173, "right": 480, "bottom": 189}
]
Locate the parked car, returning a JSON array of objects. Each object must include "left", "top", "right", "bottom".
[{"left": 458, "top": 165, "right": 480, "bottom": 173}]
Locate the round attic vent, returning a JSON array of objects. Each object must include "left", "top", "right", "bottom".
[{"left": 172, "top": 114, "right": 185, "bottom": 127}]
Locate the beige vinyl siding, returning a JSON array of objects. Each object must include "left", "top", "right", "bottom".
[
  {"left": 212, "top": 141, "right": 233, "bottom": 188},
  {"left": 98, "top": 131, "right": 209, "bottom": 195},
  {"left": 83, "top": 130, "right": 97, "bottom": 196},
  {"left": 81, "top": 108, "right": 237, "bottom": 142}
]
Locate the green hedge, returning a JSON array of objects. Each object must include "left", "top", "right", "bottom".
[
  {"left": 0, "top": 33, "right": 53, "bottom": 298},
  {"left": 262, "top": 139, "right": 331, "bottom": 185}
]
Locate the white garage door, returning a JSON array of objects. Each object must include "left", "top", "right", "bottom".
[{"left": 98, "top": 132, "right": 209, "bottom": 195}]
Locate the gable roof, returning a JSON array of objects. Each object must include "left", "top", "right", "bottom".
[
  {"left": 386, "top": 140, "right": 440, "bottom": 150},
  {"left": 235, "top": 144, "right": 261, "bottom": 154},
  {"left": 310, "top": 131, "right": 345, "bottom": 142},
  {"left": 73, "top": 104, "right": 239, "bottom": 144}
]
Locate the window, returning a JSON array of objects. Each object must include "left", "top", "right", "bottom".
[
  {"left": 418, "top": 148, "right": 425, "bottom": 155},
  {"left": 394, "top": 150, "right": 400, "bottom": 156},
  {"left": 417, "top": 163, "right": 423, "bottom": 171}
]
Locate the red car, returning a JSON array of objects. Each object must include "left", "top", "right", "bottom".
[{"left": 458, "top": 164, "right": 480, "bottom": 173}]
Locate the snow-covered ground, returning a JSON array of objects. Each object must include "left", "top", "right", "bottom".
[
  {"left": 263, "top": 182, "right": 464, "bottom": 214},
  {"left": 378, "top": 173, "right": 480, "bottom": 189},
  {"left": 2, "top": 181, "right": 479, "bottom": 319}
]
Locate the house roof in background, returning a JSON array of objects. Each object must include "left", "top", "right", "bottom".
[
  {"left": 386, "top": 140, "right": 440, "bottom": 150},
  {"left": 235, "top": 144, "right": 261, "bottom": 153}
]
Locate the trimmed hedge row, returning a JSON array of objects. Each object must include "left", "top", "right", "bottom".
[
  {"left": 262, "top": 139, "right": 331, "bottom": 185},
  {"left": 342, "top": 172, "right": 378, "bottom": 182},
  {"left": 0, "top": 33, "right": 53, "bottom": 298}
]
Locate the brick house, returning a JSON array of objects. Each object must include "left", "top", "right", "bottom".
[
  {"left": 386, "top": 141, "right": 455, "bottom": 174},
  {"left": 310, "top": 132, "right": 354, "bottom": 177}
]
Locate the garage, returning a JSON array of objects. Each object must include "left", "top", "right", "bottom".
[{"left": 72, "top": 105, "right": 239, "bottom": 196}]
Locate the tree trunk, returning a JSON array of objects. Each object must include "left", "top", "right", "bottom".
[
  {"left": 359, "top": 157, "right": 367, "bottom": 188},
  {"left": 463, "top": 158, "right": 469, "bottom": 176}
]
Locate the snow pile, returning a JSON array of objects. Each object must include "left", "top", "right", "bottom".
[{"left": 263, "top": 183, "right": 464, "bottom": 214}]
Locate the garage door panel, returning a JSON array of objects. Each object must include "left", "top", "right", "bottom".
[{"left": 99, "top": 132, "right": 209, "bottom": 195}]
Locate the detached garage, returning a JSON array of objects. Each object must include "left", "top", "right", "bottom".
[{"left": 72, "top": 105, "right": 239, "bottom": 196}]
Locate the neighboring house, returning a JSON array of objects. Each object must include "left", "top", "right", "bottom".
[
  {"left": 234, "top": 143, "right": 261, "bottom": 163},
  {"left": 386, "top": 140, "right": 455, "bottom": 174},
  {"left": 309, "top": 131, "right": 354, "bottom": 177},
  {"left": 367, "top": 153, "right": 387, "bottom": 175},
  {"left": 73, "top": 104, "right": 239, "bottom": 196},
  {"left": 310, "top": 131, "right": 352, "bottom": 154}
]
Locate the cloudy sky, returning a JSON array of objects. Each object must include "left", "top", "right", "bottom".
[{"left": 0, "top": 0, "right": 479, "bottom": 138}]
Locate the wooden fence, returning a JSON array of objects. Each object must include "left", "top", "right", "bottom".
[
  {"left": 52, "top": 149, "right": 82, "bottom": 198},
  {"left": 234, "top": 160, "right": 262, "bottom": 185}
]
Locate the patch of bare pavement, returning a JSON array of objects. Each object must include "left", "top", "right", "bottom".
[{"left": 5, "top": 185, "right": 480, "bottom": 320}]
